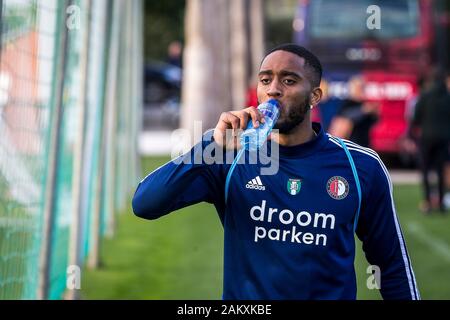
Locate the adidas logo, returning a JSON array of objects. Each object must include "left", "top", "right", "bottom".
[{"left": 246, "top": 176, "right": 265, "bottom": 191}]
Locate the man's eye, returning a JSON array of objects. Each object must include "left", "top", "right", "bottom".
[
  {"left": 260, "top": 78, "right": 270, "bottom": 85},
  {"left": 284, "top": 79, "right": 296, "bottom": 85}
]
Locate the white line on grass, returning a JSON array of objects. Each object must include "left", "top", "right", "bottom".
[{"left": 407, "top": 222, "right": 450, "bottom": 263}]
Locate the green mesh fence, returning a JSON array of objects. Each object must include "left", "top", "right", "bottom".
[{"left": 0, "top": 0, "right": 142, "bottom": 299}]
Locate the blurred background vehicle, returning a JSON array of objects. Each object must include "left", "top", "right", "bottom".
[
  {"left": 292, "top": 0, "right": 450, "bottom": 165},
  {"left": 143, "top": 61, "right": 182, "bottom": 130}
]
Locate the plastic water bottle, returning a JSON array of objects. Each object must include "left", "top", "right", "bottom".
[{"left": 240, "top": 99, "right": 281, "bottom": 151}]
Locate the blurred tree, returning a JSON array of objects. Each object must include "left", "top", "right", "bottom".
[
  {"left": 143, "top": 0, "right": 186, "bottom": 61},
  {"left": 264, "top": 0, "right": 296, "bottom": 49},
  {"left": 230, "top": 0, "right": 249, "bottom": 111},
  {"left": 181, "top": 0, "right": 231, "bottom": 136},
  {"left": 181, "top": 0, "right": 265, "bottom": 138},
  {"left": 249, "top": 0, "right": 265, "bottom": 84}
]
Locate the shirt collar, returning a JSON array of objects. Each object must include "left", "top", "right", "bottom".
[{"left": 267, "top": 122, "right": 327, "bottom": 158}]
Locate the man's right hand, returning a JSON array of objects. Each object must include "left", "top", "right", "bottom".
[{"left": 213, "top": 107, "right": 265, "bottom": 150}]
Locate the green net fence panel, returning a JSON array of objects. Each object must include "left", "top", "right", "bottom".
[
  {"left": 0, "top": 0, "right": 142, "bottom": 299},
  {"left": 0, "top": 0, "right": 57, "bottom": 300}
]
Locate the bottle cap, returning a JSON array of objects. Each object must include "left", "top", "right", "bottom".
[{"left": 267, "top": 99, "right": 280, "bottom": 108}]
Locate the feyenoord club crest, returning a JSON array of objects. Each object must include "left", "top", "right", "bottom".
[
  {"left": 287, "top": 179, "right": 301, "bottom": 195},
  {"left": 327, "top": 176, "right": 349, "bottom": 200}
]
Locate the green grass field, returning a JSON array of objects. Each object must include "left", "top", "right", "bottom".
[{"left": 81, "top": 156, "right": 450, "bottom": 300}]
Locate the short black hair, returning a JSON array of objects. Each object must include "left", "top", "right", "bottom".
[{"left": 265, "top": 43, "right": 322, "bottom": 87}]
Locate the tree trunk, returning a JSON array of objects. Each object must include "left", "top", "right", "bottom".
[
  {"left": 181, "top": 0, "right": 266, "bottom": 144},
  {"left": 229, "top": 0, "right": 248, "bottom": 111},
  {"left": 181, "top": 0, "right": 231, "bottom": 144},
  {"left": 249, "top": 0, "right": 265, "bottom": 83}
]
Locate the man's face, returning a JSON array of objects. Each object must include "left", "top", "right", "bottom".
[{"left": 257, "top": 50, "right": 314, "bottom": 134}]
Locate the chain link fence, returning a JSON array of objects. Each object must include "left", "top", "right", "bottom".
[{"left": 0, "top": 0, "right": 142, "bottom": 299}]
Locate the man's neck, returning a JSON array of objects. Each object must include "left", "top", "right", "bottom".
[{"left": 271, "top": 119, "right": 316, "bottom": 147}]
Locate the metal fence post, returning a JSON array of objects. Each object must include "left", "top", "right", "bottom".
[
  {"left": 104, "top": 0, "right": 123, "bottom": 238},
  {"left": 88, "top": 0, "right": 119, "bottom": 269},
  {"left": 65, "top": 0, "right": 92, "bottom": 300},
  {"left": 38, "top": 0, "right": 72, "bottom": 300}
]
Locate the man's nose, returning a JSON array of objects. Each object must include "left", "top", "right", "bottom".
[{"left": 267, "top": 80, "right": 282, "bottom": 98}]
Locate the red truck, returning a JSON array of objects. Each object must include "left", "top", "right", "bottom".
[{"left": 292, "top": 0, "right": 448, "bottom": 158}]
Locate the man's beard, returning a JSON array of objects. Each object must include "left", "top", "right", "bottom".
[{"left": 273, "top": 96, "right": 310, "bottom": 134}]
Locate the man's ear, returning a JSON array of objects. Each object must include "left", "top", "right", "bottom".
[{"left": 310, "top": 87, "right": 323, "bottom": 106}]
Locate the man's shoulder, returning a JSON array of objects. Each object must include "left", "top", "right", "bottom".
[{"left": 324, "top": 134, "right": 383, "bottom": 170}]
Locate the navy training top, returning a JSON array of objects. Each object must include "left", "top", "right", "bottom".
[{"left": 132, "top": 123, "right": 420, "bottom": 300}]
